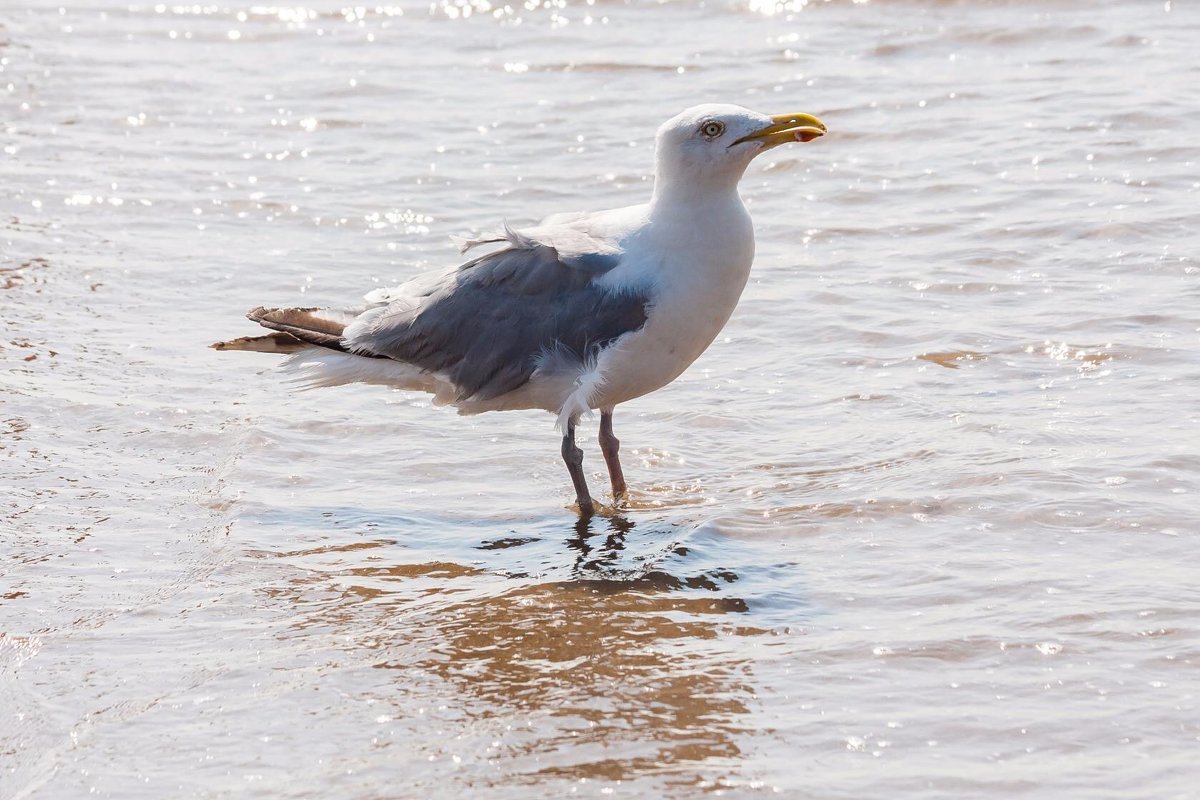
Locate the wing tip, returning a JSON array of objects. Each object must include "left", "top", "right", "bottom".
[{"left": 211, "top": 332, "right": 308, "bottom": 354}]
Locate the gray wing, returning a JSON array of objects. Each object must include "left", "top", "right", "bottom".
[{"left": 346, "top": 242, "right": 649, "bottom": 402}]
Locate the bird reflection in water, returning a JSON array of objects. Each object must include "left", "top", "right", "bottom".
[
  {"left": 262, "top": 512, "right": 759, "bottom": 788},
  {"left": 567, "top": 513, "right": 749, "bottom": 604},
  {"left": 565, "top": 512, "right": 636, "bottom": 577}
]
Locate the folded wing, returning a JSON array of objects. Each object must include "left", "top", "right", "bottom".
[{"left": 346, "top": 239, "right": 649, "bottom": 401}]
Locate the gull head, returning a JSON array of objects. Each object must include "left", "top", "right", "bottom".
[{"left": 653, "top": 103, "right": 826, "bottom": 197}]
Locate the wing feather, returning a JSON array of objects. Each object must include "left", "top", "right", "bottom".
[{"left": 347, "top": 242, "right": 649, "bottom": 401}]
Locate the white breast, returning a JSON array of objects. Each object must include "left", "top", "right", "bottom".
[{"left": 590, "top": 195, "right": 756, "bottom": 410}]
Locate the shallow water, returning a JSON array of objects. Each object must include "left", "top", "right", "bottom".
[{"left": 3, "top": 0, "right": 1200, "bottom": 797}]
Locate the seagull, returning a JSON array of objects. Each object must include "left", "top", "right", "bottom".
[{"left": 213, "top": 103, "right": 826, "bottom": 516}]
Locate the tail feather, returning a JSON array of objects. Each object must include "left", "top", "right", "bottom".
[
  {"left": 246, "top": 306, "right": 354, "bottom": 352},
  {"left": 210, "top": 331, "right": 307, "bottom": 354}
]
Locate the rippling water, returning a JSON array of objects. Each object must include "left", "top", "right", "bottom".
[{"left": 4, "top": 0, "right": 1199, "bottom": 796}]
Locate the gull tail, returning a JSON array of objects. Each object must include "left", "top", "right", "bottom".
[
  {"left": 213, "top": 305, "right": 402, "bottom": 390},
  {"left": 210, "top": 331, "right": 308, "bottom": 354},
  {"left": 211, "top": 306, "right": 377, "bottom": 355},
  {"left": 243, "top": 306, "right": 355, "bottom": 351},
  {"left": 213, "top": 304, "right": 454, "bottom": 397}
]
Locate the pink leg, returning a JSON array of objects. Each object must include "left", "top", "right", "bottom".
[
  {"left": 599, "top": 409, "right": 627, "bottom": 499},
  {"left": 561, "top": 417, "right": 595, "bottom": 517}
]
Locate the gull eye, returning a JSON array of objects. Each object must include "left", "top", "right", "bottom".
[{"left": 701, "top": 121, "right": 725, "bottom": 138}]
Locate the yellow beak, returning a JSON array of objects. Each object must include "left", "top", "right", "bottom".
[{"left": 733, "top": 112, "right": 827, "bottom": 148}]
